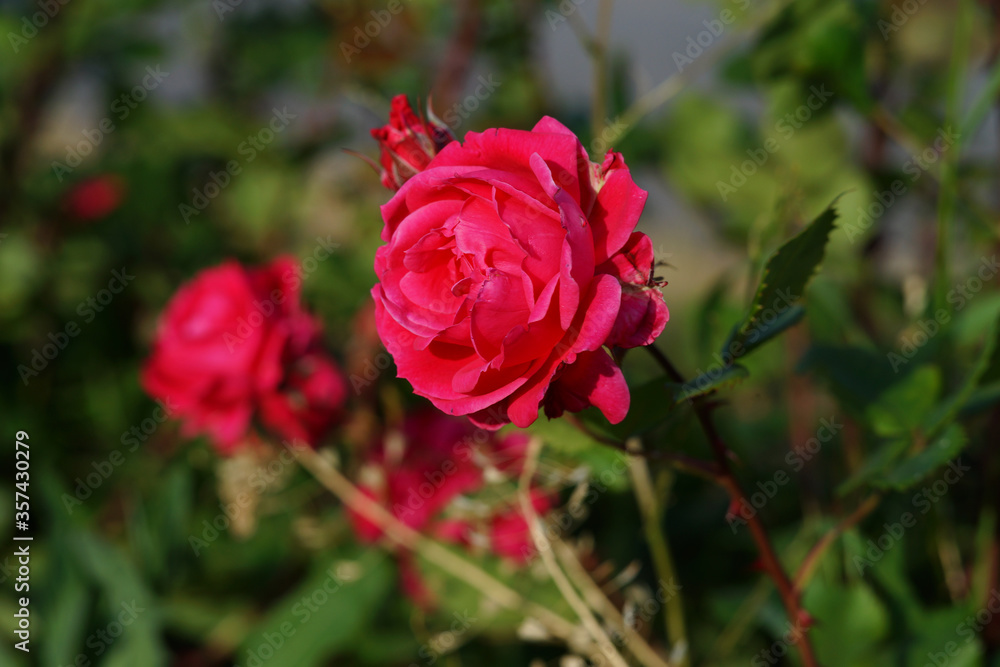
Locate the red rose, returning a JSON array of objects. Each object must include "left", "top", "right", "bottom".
[
  {"left": 488, "top": 490, "right": 552, "bottom": 563},
  {"left": 370, "top": 95, "right": 454, "bottom": 191},
  {"left": 372, "top": 117, "right": 667, "bottom": 429},
  {"left": 64, "top": 175, "right": 125, "bottom": 220},
  {"left": 349, "top": 411, "right": 485, "bottom": 542},
  {"left": 141, "top": 257, "right": 345, "bottom": 453},
  {"left": 348, "top": 410, "right": 554, "bottom": 593}
]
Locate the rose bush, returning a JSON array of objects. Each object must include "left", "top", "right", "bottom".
[
  {"left": 142, "top": 257, "right": 346, "bottom": 453},
  {"left": 372, "top": 117, "right": 668, "bottom": 429}
]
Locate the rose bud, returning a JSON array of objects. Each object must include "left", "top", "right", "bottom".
[{"left": 370, "top": 94, "right": 454, "bottom": 191}]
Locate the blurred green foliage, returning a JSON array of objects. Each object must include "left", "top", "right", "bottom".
[{"left": 3, "top": 0, "right": 1000, "bottom": 665}]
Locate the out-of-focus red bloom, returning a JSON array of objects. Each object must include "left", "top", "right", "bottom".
[
  {"left": 370, "top": 95, "right": 454, "bottom": 191},
  {"left": 489, "top": 490, "right": 552, "bottom": 563},
  {"left": 350, "top": 410, "right": 485, "bottom": 540},
  {"left": 348, "top": 409, "right": 554, "bottom": 603},
  {"left": 141, "top": 256, "right": 346, "bottom": 454},
  {"left": 64, "top": 175, "right": 125, "bottom": 220}
]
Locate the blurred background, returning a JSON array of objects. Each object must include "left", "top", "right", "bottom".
[{"left": 3, "top": 0, "right": 1000, "bottom": 665}]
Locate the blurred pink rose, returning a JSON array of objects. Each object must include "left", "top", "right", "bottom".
[
  {"left": 348, "top": 410, "right": 554, "bottom": 602},
  {"left": 142, "top": 257, "right": 345, "bottom": 453}
]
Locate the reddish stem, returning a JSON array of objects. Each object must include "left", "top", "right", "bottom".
[{"left": 646, "top": 344, "right": 821, "bottom": 667}]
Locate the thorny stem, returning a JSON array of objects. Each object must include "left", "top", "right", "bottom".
[{"left": 644, "top": 344, "right": 821, "bottom": 667}]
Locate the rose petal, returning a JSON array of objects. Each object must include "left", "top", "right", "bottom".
[{"left": 544, "top": 349, "right": 630, "bottom": 424}]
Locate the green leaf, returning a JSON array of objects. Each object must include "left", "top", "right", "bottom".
[
  {"left": 978, "top": 313, "right": 1000, "bottom": 387},
  {"left": 804, "top": 578, "right": 889, "bottom": 667},
  {"left": 40, "top": 573, "right": 89, "bottom": 667},
  {"left": 668, "top": 364, "right": 750, "bottom": 403},
  {"left": 100, "top": 627, "right": 167, "bottom": 667},
  {"left": 837, "top": 438, "right": 909, "bottom": 496},
  {"left": 237, "top": 550, "right": 393, "bottom": 667},
  {"left": 928, "top": 310, "right": 1000, "bottom": 426},
  {"left": 70, "top": 531, "right": 167, "bottom": 667},
  {"left": 871, "top": 424, "right": 968, "bottom": 491},
  {"left": 866, "top": 365, "right": 942, "bottom": 437},
  {"left": 902, "top": 607, "right": 984, "bottom": 667},
  {"left": 723, "top": 200, "right": 840, "bottom": 360}
]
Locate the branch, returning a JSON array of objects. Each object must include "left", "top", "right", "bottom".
[
  {"left": 518, "top": 438, "right": 631, "bottom": 667},
  {"left": 794, "top": 494, "right": 881, "bottom": 591},
  {"left": 288, "top": 444, "right": 584, "bottom": 648},
  {"left": 644, "top": 345, "right": 821, "bottom": 667}
]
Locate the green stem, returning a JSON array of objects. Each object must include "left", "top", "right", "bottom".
[
  {"left": 934, "top": 0, "right": 975, "bottom": 314},
  {"left": 628, "top": 440, "right": 690, "bottom": 666},
  {"left": 591, "top": 0, "right": 614, "bottom": 142}
]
